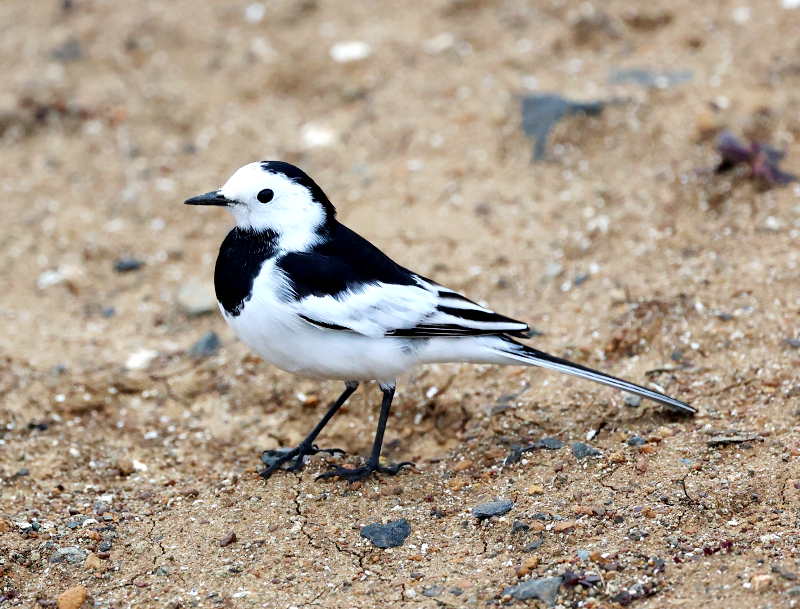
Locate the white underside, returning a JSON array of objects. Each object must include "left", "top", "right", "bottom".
[{"left": 221, "top": 259, "right": 521, "bottom": 383}]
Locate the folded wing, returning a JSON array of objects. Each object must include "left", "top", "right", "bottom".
[{"left": 278, "top": 251, "right": 529, "bottom": 339}]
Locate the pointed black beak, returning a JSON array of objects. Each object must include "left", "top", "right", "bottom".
[{"left": 184, "top": 190, "right": 232, "bottom": 206}]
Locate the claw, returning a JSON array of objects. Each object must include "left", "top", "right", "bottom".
[
  {"left": 315, "top": 460, "right": 415, "bottom": 483},
  {"left": 259, "top": 444, "right": 345, "bottom": 480}
]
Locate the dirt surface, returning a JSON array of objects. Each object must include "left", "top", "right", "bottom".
[{"left": 3, "top": 0, "right": 800, "bottom": 607}]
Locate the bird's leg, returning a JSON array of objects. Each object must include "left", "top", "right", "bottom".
[
  {"left": 317, "top": 383, "right": 414, "bottom": 483},
  {"left": 259, "top": 381, "right": 358, "bottom": 480}
]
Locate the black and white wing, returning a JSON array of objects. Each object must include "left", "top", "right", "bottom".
[{"left": 277, "top": 245, "right": 529, "bottom": 340}]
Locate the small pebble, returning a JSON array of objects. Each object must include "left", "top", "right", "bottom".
[
  {"left": 219, "top": 531, "right": 237, "bottom": 547},
  {"left": 178, "top": 281, "right": 217, "bottom": 316},
  {"left": 360, "top": 519, "right": 411, "bottom": 548},
  {"left": 83, "top": 552, "right": 101, "bottom": 570},
  {"left": 503, "top": 576, "right": 563, "bottom": 606},
  {"left": 57, "top": 585, "right": 87, "bottom": 609},
  {"left": 113, "top": 257, "right": 143, "bottom": 273},
  {"left": 189, "top": 332, "right": 220, "bottom": 358},
  {"left": 627, "top": 436, "right": 646, "bottom": 447},
  {"left": 572, "top": 442, "right": 602, "bottom": 459},
  {"left": 472, "top": 498, "right": 513, "bottom": 519},
  {"left": 623, "top": 394, "right": 642, "bottom": 407}
]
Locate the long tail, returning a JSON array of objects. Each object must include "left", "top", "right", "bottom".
[{"left": 492, "top": 337, "right": 695, "bottom": 414}]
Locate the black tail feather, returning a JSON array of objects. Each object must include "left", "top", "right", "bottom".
[{"left": 495, "top": 339, "right": 695, "bottom": 414}]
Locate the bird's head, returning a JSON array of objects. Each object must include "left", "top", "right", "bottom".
[{"left": 184, "top": 161, "right": 336, "bottom": 250}]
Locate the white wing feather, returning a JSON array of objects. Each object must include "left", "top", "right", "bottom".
[{"left": 294, "top": 277, "right": 528, "bottom": 338}]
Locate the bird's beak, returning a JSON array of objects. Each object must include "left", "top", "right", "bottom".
[{"left": 184, "top": 190, "right": 232, "bottom": 207}]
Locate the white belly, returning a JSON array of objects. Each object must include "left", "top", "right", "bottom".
[{"left": 221, "top": 286, "right": 421, "bottom": 383}]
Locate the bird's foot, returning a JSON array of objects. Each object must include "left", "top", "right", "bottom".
[
  {"left": 259, "top": 443, "right": 345, "bottom": 480},
  {"left": 315, "top": 459, "right": 414, "bottom": 483}
]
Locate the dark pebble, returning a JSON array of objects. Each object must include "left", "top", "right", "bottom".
[
  {"left": 627, "top": 436, "right": 646, "bottom": 447},
  {"left": 472, "top": 498, "right": 513, "bottom": 519},
  {"left": 450, "top": 587, "right": 463, "bottom": 596},
  {"left": 422, "top": 586, "right": 444, "bottom": 598},
  {"left": 15, "top": 468, "right": 30, "bottom": 477},
  {"left": 523, "top": 538, "right": 544, "bottom": 552},
  {"left": 189, "top": 332, "right": 220, "bottom": 358},
  {"left": 31, "top": 522, "right": 40, "bottom": 532},
  {"left": 359, "top": 519, "right": 411, "bottom": 548},
  {"left": 219, "top": 531, "right": 237, "bottom": 547},
  {"left": 532, "top": 512, "right": 550, "bottom": 521},
  {"left": 102, "top": 306, "right": 115, "bottom": 318},
  {"left": 572, "top": 442, "right": 602, "bottom": 459},
  {"left": 511, "top": 520, "right": 530, "bottom": 534},
  {"left": 98, "top": 541, "right": 111, "bottom": 552},
  {"left": 773, "top": 565, "right": 799, "bottom": 581},
  {"left": 66, "top": 521, "right": 79, "bottom": 530},
  {"left": 503, "top": 576, "right": 563, "bottom": 606},
  {"left": 51, "top": 38, "right": 82, "bottom": 62},
  {"left": 522, "top": 94, "right": 605, "bottom": 160},
  {"left": 784, "top": 338, "right": 800, "bottom": 350},
  {"left": 113, "top": 257, "right": 144, "bottom": 273}
]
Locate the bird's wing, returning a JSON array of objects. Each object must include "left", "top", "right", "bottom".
[{"left": 278, "top": 251, "right": 529, "bottom": 339}]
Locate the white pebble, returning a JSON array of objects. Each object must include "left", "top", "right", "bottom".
[
  {"left": 330, "top": 41, "right": 371, "bottom": 63},
  {"left": 301, "top": 123, "right": 336, "bottom": 148},
  {"left": 125, "top": 349, "right": 158, "bottom": 371},
  {"left": 245, "top": 3, "right": 265, "bottom": 23}
]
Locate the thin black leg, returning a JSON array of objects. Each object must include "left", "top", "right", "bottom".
[
  {"left": 317, "top": 383, "right": 414, "bottom": 483},
  {"left": 259, "top": 381, "right": 358, "bottom": 480}
]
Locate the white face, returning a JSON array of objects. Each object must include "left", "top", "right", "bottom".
[{"left": 219, "top": 162, "right": 327, "bottom": 250}]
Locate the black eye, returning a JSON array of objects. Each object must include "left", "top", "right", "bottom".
[{"left": 257, "top": 189, "right": 274, "bottom": 203}]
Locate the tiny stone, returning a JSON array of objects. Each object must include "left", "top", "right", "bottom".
[
  {"left": 623, "top": 394, "right": 642, "bottom": 407},
  {"left": 52, "top": 38, "right": 82, "bottom": 62},
  {"left": 572, "top": 442, "right": 602, "bottom": 459},
  {"left": 219, "top": 531, "right": 237, "bottom": 547},
  {"left": 113, "top": 257, "right": 143, "bottom": 273},
  {"left": 627, "top": 436, "right": 646, "bottom": 447},
  {"left": 50, "top": 547, "right": 87, "bottom": 564},
  {"left": 503, "top": 576, "right": 563, "bottom": 607},
  {"left": 360, "top": 519, "right": 411, "bottom": 548},
  {"left": 83, "top": 552, "right": 102, "bottom": 570},
  {"left": 57, "top": 585, "right": 87, "bottom": 609},
  {"left": 772, "top": 565, "right": 798, "bottom": 581},
  {"left": 178, "top": 281, "right": 217, "bottom": 316},
  {"left": 511, "top": 520, "right": 530, "bottom": 533},
  {"left": 472, "top": 498, "right": 513, "bottom": 519},
  {"left": 524, "top": 539, "right": 544, "bottom": 552},
  {"left": 422, "top": 586, "right": 444, "bottom": 598},
  {"left": 189, "top": 332, "right": 220, "bottom": 358}
]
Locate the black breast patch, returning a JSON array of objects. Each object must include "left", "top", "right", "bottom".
[{"left": 215, "top": 228, "right": 278, "bottom": 316}]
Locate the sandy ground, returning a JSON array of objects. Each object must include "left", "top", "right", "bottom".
[{"left": 3, "top": 0, "right": 800, "bottom": 607}]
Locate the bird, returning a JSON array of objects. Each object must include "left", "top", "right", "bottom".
[{"left": 185, "top": 161, "right": 695, "bottom": 483}]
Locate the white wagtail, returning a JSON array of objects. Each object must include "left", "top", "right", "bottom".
[{"left": 185, "top": 161, "right": 694, "bottom": 482}]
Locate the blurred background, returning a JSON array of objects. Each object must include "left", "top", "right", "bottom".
[{"left": 3, "top": 0, "right": 800, "bottom": 605}]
